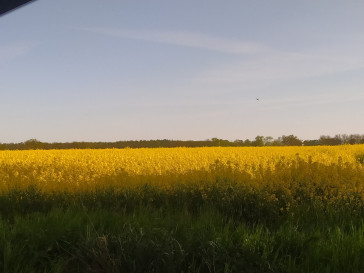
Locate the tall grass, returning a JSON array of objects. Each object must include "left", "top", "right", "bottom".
[{"left": 0, "top": 185, "right": 363, "bottom": 272}]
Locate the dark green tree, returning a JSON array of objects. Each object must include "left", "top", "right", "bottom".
[
  {"left": 252, "top": 136, "right": 264, "bottom": 146},
  {"left": 280, "top": 135, "right": 302, "bottom": 146}
]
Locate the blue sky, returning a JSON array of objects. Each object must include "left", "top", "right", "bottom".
[{"left": 1, "top": 0, "right": 364, "bottom": 142}]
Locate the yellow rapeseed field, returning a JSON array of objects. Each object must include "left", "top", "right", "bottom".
[{"left": 1, "top": 146, "right": 364, "bottom": 206}]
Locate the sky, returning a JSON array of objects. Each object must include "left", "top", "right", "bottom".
[{"left": 1, "top": 0, "right": 364, "bottom": 143}]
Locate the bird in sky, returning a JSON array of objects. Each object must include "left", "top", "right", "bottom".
[{"left": 256, "top": 98, "right": 260, "bottom": 101}]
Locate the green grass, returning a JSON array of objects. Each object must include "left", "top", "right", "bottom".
[{"left": 1, "top": 187, "right": 364, "bottom": 272}]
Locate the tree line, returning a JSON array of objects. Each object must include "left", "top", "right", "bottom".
[{"left": 0, "top": 134, "right": 363, "bottom": 150}]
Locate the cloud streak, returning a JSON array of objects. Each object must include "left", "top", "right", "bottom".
[
  {"left": 0, "top": 42, "right": 38, "bottom": 63},
  {"left": 79, "top": 27, "right": 267, "bottom": 54},
  {"left": 79, "top": 27, "right": 364, "bottom": 86},
  {"left": 258, "top": 92, "right": 364, "bottom": 111},
  {"left": 200, "top": 52, "right": 364, "bottom": 86},
  {"left": 78, "top": 27, "right": 364, "bottom": 109}
]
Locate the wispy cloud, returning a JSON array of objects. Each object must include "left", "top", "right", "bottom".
[
  {"left": 200, "top": 52, "right": 364, "bottom": 86},
  {"left": 78, "top": 27, "right": 364, "bottom": 105},
  {"left": 79, "top": 27, "right": 267, "bottom": 54},
  {"left": 79, "top": 27, "right": 364, "bottom": 87},
  {"left": 0, "top": 42, "right": 38, "bottom": 63},
  {"left": 258, "top": 91, "right": 364, "bottom": 110}
]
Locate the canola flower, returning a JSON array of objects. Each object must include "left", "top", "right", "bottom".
[{"left": 0, "top": 146, "right": 364, "bottom": 208}]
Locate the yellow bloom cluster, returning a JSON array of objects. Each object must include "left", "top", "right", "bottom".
[{"left": 0, "top": 146, "right": 363, "bottom": 204}]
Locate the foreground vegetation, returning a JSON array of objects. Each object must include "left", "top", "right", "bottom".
[{"left": 1, "top": 146, "right": 364, "bottom": 272}]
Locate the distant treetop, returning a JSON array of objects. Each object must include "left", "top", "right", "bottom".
[{"left": 0, "top": 134, "right": 363, "bottom": 150}]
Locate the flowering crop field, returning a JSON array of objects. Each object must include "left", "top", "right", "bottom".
[
  {"left": 1, "top": 146, "right": 364, "bottom": 273},
  {"left": 1, "top": 145, "right": 364, "bottom": 201}
]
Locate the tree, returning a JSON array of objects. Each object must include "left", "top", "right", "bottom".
[
  {"left": 271, "top": 139, "right": 282, "bottom": 146},
  {"left": 243, "top": 139, "right": 252, "bottom": 146},
  {"left": 348, "top": 134, "right": 362, "bottom": 145},
  {"left": 233, "top": 139, "right": 244, "bottom": 146},
  {"left": 303, "top": 139, "right": 320, "bottom": 146},
  {"left": 280, "top": 135, "right": 302, "bottom": 146},
  {"left": 23, "top": 139, "right": 43, "bottom": 149},
  {"left": 252, "top": 136, "right": 264, "bottom": 146},
  {"left": 263, "top": 136, "right": 274, "bottom": 146},
  {"left": 319, "top": 135, "right": 341, "bottom": 146}
]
